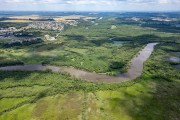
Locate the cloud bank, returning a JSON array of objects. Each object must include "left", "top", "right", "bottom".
[{"left": 0, "top": 0, "right": 180, "bottom": 11}]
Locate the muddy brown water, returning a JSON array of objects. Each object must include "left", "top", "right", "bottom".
[{"left": 0, "top": 43, "right": 158, "bottom": 83}]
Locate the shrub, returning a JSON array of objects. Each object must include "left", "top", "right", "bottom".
[
  {"left": 58, "top": 71, "right": 71, "bottom": 78},
  {"left": 109, "top": 61, "right": 125, "bottom": 69},
  {"left": 0, "top": 61, "right": 24, "bottom": 67},
  {"left": 44, "top": 68, "right": 53, "bottom": 73}
]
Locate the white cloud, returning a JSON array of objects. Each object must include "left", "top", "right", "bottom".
[
  {"left": 0, "top": 0, "right": 177, "bottom": 4},
  {"left": 0, "top": 0, "right": 180, "bottom": 11},
  {"left": 158, "top": 0, "right": 169, "bottom": 3}
]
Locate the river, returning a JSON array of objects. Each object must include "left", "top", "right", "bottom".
[{"left": 0, "top": 43, "right": 158, "bottom": 83}]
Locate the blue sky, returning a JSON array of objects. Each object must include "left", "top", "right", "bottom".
[{"left": 0, "top": 0, "right": 180, "bottom": 11}]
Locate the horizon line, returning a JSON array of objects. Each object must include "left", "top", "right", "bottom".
[{"left": 0, "top": 10, "right": 180, "bottom": 13}]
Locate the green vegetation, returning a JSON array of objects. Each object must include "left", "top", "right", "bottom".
[
  {"left": 0, "top": 13, "right": 180, "bottom": 119},
  {"left": 1, "top": 17, "right": 179, "bottom": 74},
  {"left": 0, "top": 43, "right": 179, "bottom": 120},
  {"left": 0, "top": 22, "right": 29, "bottom": 29}
]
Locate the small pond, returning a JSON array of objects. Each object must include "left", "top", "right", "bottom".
[
  {"left": 169, "top": 53, "right": 180, "bottom": 69},
  {"left": 169, "top": 57, "right": 180, "bottom": 63}
]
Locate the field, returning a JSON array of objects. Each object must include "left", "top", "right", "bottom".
[
  {"left": 1, "top": 20, "right": 32, "bottom": 23},
  {"left": 0, "top": 12, "right": 180, "bottom": 120}
]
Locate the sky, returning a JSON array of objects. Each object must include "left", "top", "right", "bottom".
[{"left": 0, "top": 0, "right": 180, "bottom": 12}]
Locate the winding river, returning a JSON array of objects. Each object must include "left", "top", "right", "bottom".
[{"left": 0, "top": 43, "right": 158, "bottom": 83}]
